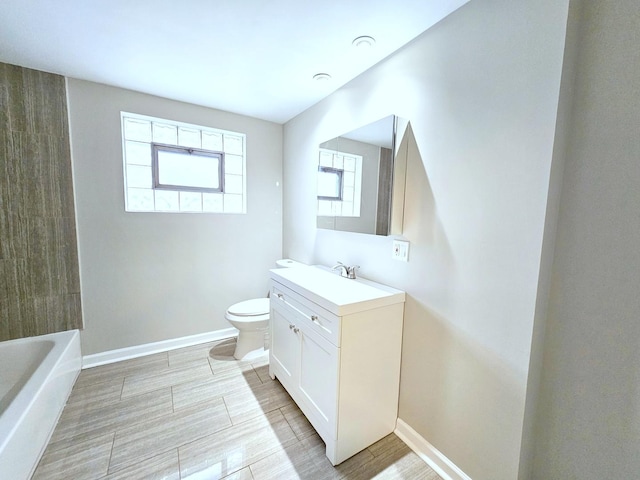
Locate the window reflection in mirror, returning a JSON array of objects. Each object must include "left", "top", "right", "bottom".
[
  {"left": 317, "top": 166, "right": 344, "bottom": 201},
  {"left": 316, "top": 115, "right": 408, "bottom": 236}
]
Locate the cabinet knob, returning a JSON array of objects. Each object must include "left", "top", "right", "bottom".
[
  {"left": 289, "top": 324, "right": 295, "bottom": 330},
  {"left": 311, "top": 315, "right": 318, "bottom": 322},
  {"left": 277, "top": 293, "right": 284, "bottom": 299},
  {"left": 293, "top": 327, "right": 300, "bottom": 334}
]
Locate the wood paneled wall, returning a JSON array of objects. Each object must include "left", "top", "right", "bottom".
[{"left": 0, "top": 63, "right": 82, "bottom": 341}]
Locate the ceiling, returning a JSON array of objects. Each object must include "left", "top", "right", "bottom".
[{"left": 0, "top": 1, "right": 468, "bottom": 124}]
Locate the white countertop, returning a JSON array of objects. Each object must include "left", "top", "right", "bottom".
[{"left": 270, "top": 265, "right": 405, "bottom": 316}]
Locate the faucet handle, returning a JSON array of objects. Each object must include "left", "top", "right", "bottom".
[
  {"left": 346, "top": 265, "right": 360, "bottom": 279},
  {"left": 331, "top": 262, "right": 360, "bottom": 279}
]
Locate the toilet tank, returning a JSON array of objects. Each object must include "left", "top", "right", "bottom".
[{"left": 275, "top": 259, "right": 305, "bottom": 269}]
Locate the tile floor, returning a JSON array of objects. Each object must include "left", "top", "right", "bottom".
[{"left": 33, "top": 338, "right": 442, "bottom": 479}]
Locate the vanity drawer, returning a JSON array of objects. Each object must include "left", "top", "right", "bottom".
[{"left": 271, "top": 281, "right": 341, "bottom": 347}]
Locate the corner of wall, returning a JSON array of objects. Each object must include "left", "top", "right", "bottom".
[{"left": 517, "top": 0, "right": 585, "bottom": 477}]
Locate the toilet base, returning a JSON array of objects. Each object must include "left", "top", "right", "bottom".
[{"left": 234, "top": 330, "right": 268, "bottom": 361}]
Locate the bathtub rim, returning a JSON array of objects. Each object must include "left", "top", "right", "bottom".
[{"left": 0, "top": 329, "right": 81, "bottom": 477}]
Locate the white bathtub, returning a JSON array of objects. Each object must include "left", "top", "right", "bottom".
[{"left": 0, "top": 330, "right": 81, "bottom": 480}]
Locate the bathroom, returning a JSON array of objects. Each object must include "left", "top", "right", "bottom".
[{"left": 1, "top": 1, "right": 639, "bottom": 479}]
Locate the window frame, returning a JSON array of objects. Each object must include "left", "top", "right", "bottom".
[
  {"left": 317, "top": 166, "right": 345, "bottom": 201},
  {"left": 151, "top": 143, "right": 225, "bottom": 194}
]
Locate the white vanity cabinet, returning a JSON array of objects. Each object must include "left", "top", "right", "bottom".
[{"left": 269, "top": 266, "right": 405, "bottom": 465}]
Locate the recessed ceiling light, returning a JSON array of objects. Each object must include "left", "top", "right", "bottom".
[
  {"left": 313, "top": 73, "right": 332, "bottom": 81},
  {"left": 352, "top": 36, "right": 376, "bottom": 48}
]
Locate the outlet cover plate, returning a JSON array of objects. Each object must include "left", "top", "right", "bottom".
[{"left": 392, "top": 240, "right": 409, "bottom": 262}]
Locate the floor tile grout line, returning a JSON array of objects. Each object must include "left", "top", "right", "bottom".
[
  {"left": 248, "top": 463, "right": 257, "bottom": 480},
  {"left": 221, "top": 395, "right": 232, "bottom": 422},
  {"left": 118, "top": 376, "right": 125, "bottom": 401},
  {"left": 105, "top": 431, "right": 117, "bottom": 478},
  {"left": 252, "top": 363, "right": 266, "bottom": 385},
  {"left": 206, "top": 355, "right": 217, "bottom": 376},
  {"left": 72, "top": 372, "right": 128, "bottom": 390},
  {"left": 279, "top": 405, "right": 306, "bottom": 443},
  {"left": 176, "top": 446, "right": 183, "bottom": 480},
  {"left": 121, "top": 377, "right": 217, "bottom": 401}
]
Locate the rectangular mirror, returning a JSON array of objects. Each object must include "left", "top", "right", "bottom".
[{"left": 316, "top": 115, "right": 409, "bottom": 235}]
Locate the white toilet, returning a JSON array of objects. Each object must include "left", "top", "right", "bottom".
[{"left": 226, "top": 259, "right": 304, "bottom": 360}]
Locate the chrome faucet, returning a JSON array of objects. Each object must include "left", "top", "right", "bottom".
[{"left": 331, "top": 261, "right": 360, "bottom": 279}]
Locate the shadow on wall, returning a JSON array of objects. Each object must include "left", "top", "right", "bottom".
[
  {"left": 399, "top": 297, "right": 526, "bottom": 479},
  {"left": 397, "top": 123, "right": 454, "bottom": 301},
  {"left": 400, "top": 124, "right": 449, "bottom": 250}
]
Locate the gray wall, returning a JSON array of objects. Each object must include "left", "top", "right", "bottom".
[
  {"left": 0, "top": 63, "right": 82, "bottom": 341},
  {"left": 67, "top": 79, "right": 282, "bottom": 355},
  {"left": 282, "top": 1, "right": 570, "bottom": 478},
  {"left": 531, "top": 0, "right": 640, "bottom": 477}
]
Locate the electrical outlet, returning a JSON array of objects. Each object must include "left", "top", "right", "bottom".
[{"left": 392, "top": 239, "right": 409, "bottom": 262}]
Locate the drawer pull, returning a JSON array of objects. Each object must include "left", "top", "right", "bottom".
[
  {"left": 293, "top": 327, "right": 300, "bottom": 334},
  {"left": 289, "top": 324, "right": 295, "bottom": 330},
  {"left": 276, "top": 293, "right": 332, "bottom": 335}
]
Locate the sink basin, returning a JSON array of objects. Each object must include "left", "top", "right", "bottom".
[{"left": 270, "top": 265, "right": 405, "bottom": 316}]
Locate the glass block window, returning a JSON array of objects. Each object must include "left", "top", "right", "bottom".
[
  {"left": 317, "top": 166, "right": 344, "bottom": 200},
  {"left": 317, "top": 148, "right": 362, "bottom": 217},
  {"left": 121, "top": 112, "right": 246, "bottom": 213}
]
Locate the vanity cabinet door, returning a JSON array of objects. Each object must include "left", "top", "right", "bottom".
[
  {"left": 270, "top": 296, "right": 339, "bottom": 440},
  {"left": 270, "top": 305, "right": 297, "bottom": 388},
  {"left": 298, "top": 323, "right": 339, "bottom": 437}
]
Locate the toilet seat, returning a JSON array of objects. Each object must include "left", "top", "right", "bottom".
[
  {"left": 227, "top": 298, "right": 270, "bottom": 316},
  {"left": 225, "top": 298, "right": 270, "bottom": 324}
]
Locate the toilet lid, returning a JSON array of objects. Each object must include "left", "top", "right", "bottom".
[{"left": 227, "top": 298, "right": 270, "bottom": 316}]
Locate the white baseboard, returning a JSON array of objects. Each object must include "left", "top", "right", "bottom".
[
  {"left": 395, "top": 418, "right": 472, "bottom": 480},
  {"left": 82, "top": 328, "right": 238, "bottom": 369}
]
